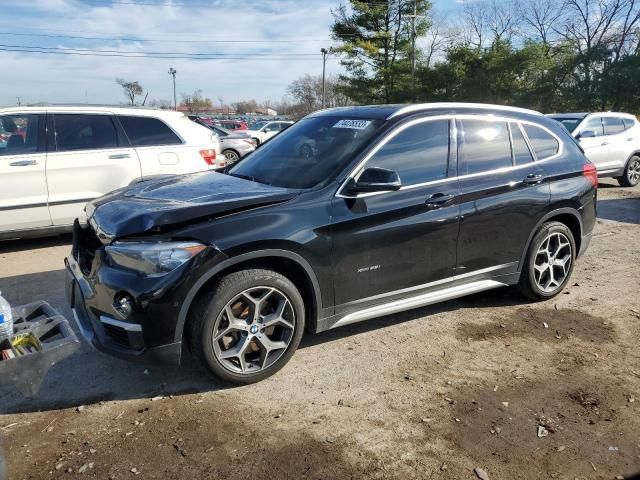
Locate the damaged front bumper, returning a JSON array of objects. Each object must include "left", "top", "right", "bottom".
[{"left": 65, "top": 253, "right": 184, "bottom": 364}]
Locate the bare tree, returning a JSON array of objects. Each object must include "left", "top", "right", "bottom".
[
  {"left": 517, "top": 0, "right": 564, "bottom": 46},
  {"left": 459, "top": 0, "right": 521, "bottom": 48},
  {"left": 115, "top": 78, "right": 144, "bottom": 106},
  {"left": 180, "top": 90, "right": 213, "bottom": 114},
  {"left": 418, "top": 10, "right": 453, "bottom": 67}
]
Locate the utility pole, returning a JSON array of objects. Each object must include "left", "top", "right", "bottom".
[
  {"left": 168, "top": 67, "right": 177, "bottom": 111},
  {"left": 411, "top": 0, "right": 417, "bottom": 102},
  {"left": 321, "top": 47, "right": 333, "bottom": 109},
  {"left": 16, "top": 97, "right": 21, "bottom": 106}
]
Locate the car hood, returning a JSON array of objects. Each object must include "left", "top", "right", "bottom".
[{"left": 86, "top": 172, "right": 297, "bottom": 242}]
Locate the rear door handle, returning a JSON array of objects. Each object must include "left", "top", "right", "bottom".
[
  {"left": 425, "top": 192, "right": 455, "bottom": 209},
  {"left": 108, "top": 153, "right": 130, "bottom": 159},
  {"left": 10, "top": 160, "right": 37, "bottom": 166},
  {"left": 523, "top": 173, "right": 544, "bottom": 185},
  {"left": 600, "top": 142, "right": 609, "bottom": 146}
]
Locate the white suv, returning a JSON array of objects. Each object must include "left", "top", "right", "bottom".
[
  {"left": 548, "top": 112, "right": 640, "bottom": 187},
  {"left": 245, "top": 120, "right": 294, "bottom": 146},
  {"left": 0, "top": 106, "right": 225, "bottom": 239}
]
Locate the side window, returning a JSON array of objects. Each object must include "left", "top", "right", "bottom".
[
  {"left": 0, "top": 114, "right": 40, "bottom": 156},
  {"left": 265, "top": 123, "right": 280, "bottom": 132},
  {"left": 522, "top": 124, "right": 559, "bottom": 159},
  {"left": 580, "top": 117, "right": 604, "bottom": 137},
  {"left": 118, "top": 116, "right": 182, "bottom": 147},
  {"left": 366, "top": 119, "right": 449, "bottom": 186},
  {"left": 623, "top": 118, "right": 635, "bottom": 130},
  {"left": 54, "top": 114, "right": 118, "bottom": 152},
  {"left": 603, "top": 117, "right": 625, "bottom": 135},
  {"left": 459, "top": 120, "right": 511, "bottom": 175},
  {"left": 510, "top": 123, "right": 534, "bottom": 165}
]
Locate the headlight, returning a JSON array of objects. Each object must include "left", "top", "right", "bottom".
[{"left": 105, "top": 241, "right": 206, "bottom": 276}]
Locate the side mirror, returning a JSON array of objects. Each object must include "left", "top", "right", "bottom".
[
  {"left": 578, "top": 130, "right": 596, "bottom": 139},
  {"left": 345, "top": 167, "right": 401, "bottom": 195}
]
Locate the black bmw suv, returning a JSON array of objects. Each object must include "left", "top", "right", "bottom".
[{"left": 66, "top": 103, "right": 597, "bottom": 384}]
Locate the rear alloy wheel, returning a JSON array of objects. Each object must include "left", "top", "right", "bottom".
[
  {"left": 618, "top": 155, "right": 640, "bottom": 187},
  {"left": 519, "top": 221, "right": 576, "bottom": 301},
  {"left": 222, "top": 149, "right": 240, "bottom": 165},
  {"left": 189, "top": 269, "right": 305, "bottom": 384}
]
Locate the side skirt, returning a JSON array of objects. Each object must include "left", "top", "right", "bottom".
[{"left": 319, "top": 278, "right": 510, "bottom": 332}]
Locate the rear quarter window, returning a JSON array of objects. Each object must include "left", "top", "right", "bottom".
[
  {"left": 522, "top": 124, "right": 559, "bottom": 160},
  {"left": 118, "top": 116, "right": 182, "bottom": 147}
]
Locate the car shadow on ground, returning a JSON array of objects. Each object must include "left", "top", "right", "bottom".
[
  {"left": 597, "top": 198, "right": 640, "bottom": 225},
  {"left": 0, "top": 234, "right": 71, "bottom": 254},
  {"left": 0, "top": 270, "right": 530, "bottom": 415}
]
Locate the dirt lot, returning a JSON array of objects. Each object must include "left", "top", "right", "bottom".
[{"left": 1, "top": 179, "right": 639, "bottom": 480}]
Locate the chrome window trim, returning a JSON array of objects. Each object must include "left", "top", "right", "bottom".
[{"left": 336, "top": 113, "right": 563, "bottom": 199}]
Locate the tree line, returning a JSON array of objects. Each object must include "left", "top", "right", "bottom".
[{"left": 331, "top": 0, "right": 640, "bottom": 113}]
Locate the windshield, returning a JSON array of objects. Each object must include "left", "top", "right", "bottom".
[
  {"left": 228, "top": 116, "right": 383, "bottom": 189},
  {"left": 550, "top": 117, "right": 582, "bottom": 133}
]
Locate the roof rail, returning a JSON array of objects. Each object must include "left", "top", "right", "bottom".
[{"left": 387, "top": 102, "right": 542, "bottom": 119}]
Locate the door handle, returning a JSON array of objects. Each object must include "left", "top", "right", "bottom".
[
  {"left": 600, "top": 142, "right": 609, "bottom": 146},
  {"left": 108, "top": 153, "right": 130, "bottom": 159},
  {"left": 627, "top": 138, "right": 635, "bottom": 141},
  {"left": 425, "top": 192, "right": 455, "bottom": 209},
  {"left": 10, "top": 160, "right": 37, "bottom": 166},
  {"left": 523, "top": 173, "right": 544, "bottom": 185}
]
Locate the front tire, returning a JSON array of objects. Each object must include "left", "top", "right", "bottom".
[
  {"left": 188, "top": 269, "right": 305, "bottom": 384},
  {"left": 518, "top": 221, "right": 576, "bottom": 301},
  {"left": 617, "top": 155, "right": 640, "bottom": 187}
]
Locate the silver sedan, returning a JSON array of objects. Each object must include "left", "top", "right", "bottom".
[{"left": 208, "top": 125, "right": 255, "bottom": 164}]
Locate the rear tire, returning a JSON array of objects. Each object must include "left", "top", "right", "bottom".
[
  {"left": 617, "top": 155, "right": 640, "bottom": 187},
  {"left": 222, "top": 149, "right": 240, "bottom": 165},
  {"left": 518, "top": 221, "right": 576, "bottom": 301},
  {"left": 188, "top": 269, "right": 305, "bottom": 385}
]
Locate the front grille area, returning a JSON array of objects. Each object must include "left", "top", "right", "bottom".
[
  {"left": 72, "top": 220, "right": 103, "bottom": 276},
  {"left": 103, "top": 323, "right": 131, "bottom": 348}
]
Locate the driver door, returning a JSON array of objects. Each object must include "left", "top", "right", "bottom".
[{"left": 330, "top": 118, "right": 460, "bottom": 313}]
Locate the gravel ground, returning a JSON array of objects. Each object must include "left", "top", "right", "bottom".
[{"left": 0, "top": 179, "right": 639, "bottom": 480}]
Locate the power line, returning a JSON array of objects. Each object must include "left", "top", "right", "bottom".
[
  {"left": 0, "top": 43, "right": 318, "bottom": 57},
  {"left": 0, "top": 31, "right": 333, "bottom": 44},
  {"left": 0, "top": 45, "right": 335, "bottom": 60}
]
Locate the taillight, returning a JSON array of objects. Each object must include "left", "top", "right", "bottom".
[
  {"left": 199, "top": 149, "right": 216, "bottom": 166},
  {"left": 583, "top": 163, "right": 598, "bottom": 188}
]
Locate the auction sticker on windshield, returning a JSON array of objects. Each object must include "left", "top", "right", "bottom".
[{"left": 333, "top": 119, "right": 371, "bottom": 130}]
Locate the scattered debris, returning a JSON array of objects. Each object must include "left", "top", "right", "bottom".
[
  {"left": 78, "top": 462, "right": 93, "bottom": 473},
  {"left": 421, "top": 418, "right": 433, "bottom": 423},
  {"left": 556, "top": 445, "right": 566, "bottom": 452},
  {"left": 151, "top": 396, "right": 164, "bottom": 402},
  {"left": 628, "top": 396, "right": 635, "bottom": 403},
  {"left": 543, "top": 322, "right": 549, "bottom": 329},
  {"left": 143, "top": 369, "right": 150, "bottom": 375},
  {"left": 55, "top": 461, "right": 67, "bottom": 471},
  {"left": 445, "top": 397, "right": 455, "bottom": 405},
  {"left": 173, "top": 443, "right": 187, "bottom": 457},
  {"left": 131, "top": 467, "right": 141, "bottom": 475},
  {"left": 537, "top": 426, "right": 549, "bottom": 438},
  {"left": 501, "top": 402, "right": 509, "bottom": 408},
  {"left": 608, "top": 446, "right": 619, "bottom": 451},
  {"left": 440, "top": 464, "right": 448, "bottom": 471},
  {"left": 404, "top": 374, "right": 414, "bottom": 381},
  {"left": 76, "top": 405, "right": 85, "bottom": 413},
  {"left": 474, "top": 467, "right": 490, "bottom": 480},
  {"left": 40, "top": 418, "right": 57, "bottom": 433}
]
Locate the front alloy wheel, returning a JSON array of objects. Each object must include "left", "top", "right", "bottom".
[
  {"left": 189, "top": 269, "right": 305, "bottom": 384},
  {"left": 212, "top": 287, "right": 295, "bottom": 374}
]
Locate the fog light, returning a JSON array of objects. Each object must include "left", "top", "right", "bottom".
[{"left": 114, "top": 292, "right": 134, "bottom": 318}]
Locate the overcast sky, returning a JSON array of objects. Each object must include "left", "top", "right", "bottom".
[{"left": 0, "top": 0, "right": 459, "bottom": 107}]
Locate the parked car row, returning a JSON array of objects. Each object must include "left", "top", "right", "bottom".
[{"left": 0, "top": 106, "right": 225, "bottom": 239}]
